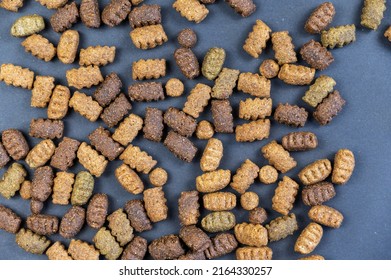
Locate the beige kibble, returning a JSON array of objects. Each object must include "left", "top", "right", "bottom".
[
  {"left": 132, "top": 59, "right": 166, "bottom": 80},
  {"left": 52, "top": 171, "right": 75, "bottom": 205},
  {"left": 68, "top": 239, "right": 99, "bottom": 260},
  {"left": 200, "top": 138, "right": 223, "bottom": 172},
  {"left": 236, "top": 246, "right": 273, "bottom": 260},
  {"left": 196, "top": 120, "right": 214, "bottom": 140},
  {"left": 165, "top": 78, "right": 184, "bottom": 97},
  {"left": 119, "top": 144, "right": 157, "bottom": 174},
  {"left": 46, "top": 241, "right": 72, "bottom": 260},
  {"left": 31, "top": 76, "right": 55, "bottom": 108},
  {"left": 298, "top": 159, "right": 332, "bottom": 185},
  {"left": 278, "top": 64, "right": 315, "bottom": 86},
  {"left": 130, "top": 24, "right": 168, "bottom": 50},
  {"left": 25, "top": 139, "right": 56, "bottom": 169},
  {"left": 79, "top": 46, "right": 116, "bottom": 67},
  {"left": 107, "top": 209, "right": 133, "bottom": 247},
  {"left": 203, "top": 192, "right": 236, "bottom": 211},
  {"left": 259, "top": 59, "right": 279, "bottom": 79},
  {"left": 261, "top": 140, "right": 297, "bottom": 173},
  {"left": 112, "top": 114, "right": 143, "bottom": 146},
  {"left": 259, "top": 165, "right": 278, "bottom": 184},
  {"left": 385, "top": 26, "right": 391, "bottom": 41},
  {"left": 230, "top": 159, "right": 259, "bottom": 194},
  {"left": 143, "top": 187, "right": 168, "bottom": 223},
  {"left": 234, "top": 222, "right": 268, "bottom": 247},
  {"left": 173, "top": 0, "right": 209, "bottom": 24},
  {"left": 196, "top": 169, "right": 231, "bottom": 193},
  {"left": 0, "top": 64, "right": 34, "bottom": 90},
  {"left": 239, "top": 97, "right": 272, "bottom": 121},
  {"left": 77, "top": 142, "right": 108, "bottom": 177},
  {"left": 294, "top": 222, "right": 323, "bottom": 254},
  {"left": 272, "top": 176, "right": 299, "bottom": 215},
  {"left": 243, "top": 20, "right": 272, "bottom": 58},
  {"left": 0, "top": 0, "right": 24, "bottom": 12},
  {"left": 308, "top": 205, "right": 344, "bottom": 228},
  {"left": 235, "top": 119, "right": 270, "bottom": 142},
  {"left": 66, "top": 66, "right": 104, "bottom": 90},
  {"left": 37, "top": 0, "right": 68, "bottom": 9},
  {"left": 332, "top": 149, "right": 355, "bottom": 185},
  {"left": 149, "top": 167, "right": 168, "bottom": 187},
  {"left": 183, "top": 83, "right": 211, "bottom": 118},
  {"left": 19, "top": 180, "right": 32, "bottom": 200},
  {"left": 57, "top": 30, "right": 79, "bottom": 64},
  {"left": 47, "top": 85, "right": 70, "bottom": 120},
  {"left": 115, "top": 164, "right": 144, "bottom": 194},
  {"left": 240, "top": 192, "right": 259, "bottom": 211},
  {"left": 237, "top": 72, "right": 271, "bottom": 98},
  {"left": 22, "top": 34, "right": 56, "bottom": 62},
  {"left": 271, "top": 31, "right": 297, "bottom": 65},
  {"left": 69, "top": 91, "right": 103, "bottom": 122}
]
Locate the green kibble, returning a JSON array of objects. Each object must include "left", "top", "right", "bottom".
[
  {"left": 202, "top": 47, "right": 226, "bottom": 80},
  {"left": 71, "top": 171, "right": 94, "bottom": 206},
  {"left": 15, "top": 228, "right": 51, "bottom": 255},
  {"left": 361, "top": 0, "right": 386, "bottom": 30},
  {"left": 201, "top": 211, "right": 236, "bottom": 233},
  {"left": 93, "top": 227, "right": 123, "bottom": 260},
  {"left": 0, "top": 163, "right": 27, "bottom": 199},
  {"left": 321, "top": 24, "right": 356, "bottom": 49},
  {"left": 10, "top": 14, "right": 45, "bottom": 37},
  {"left": 302, "top": 76, "right": 336, "bottom": 107}
]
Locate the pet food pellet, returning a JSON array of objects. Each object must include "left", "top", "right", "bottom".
[
  {"left": 0, "top": 64, "right": 34, "bottom": 89},
  {"left": 231, "top": 159, "right": 259, "bottom": 194},
  {"left": 15, "top": 228, "right": 50, "bottom": 255},
  {"left": 113, "top": 114, "right": 143, "bottom": 146},
  {"left": 272, "top": 176, "right": 299, "bottom": 215},
  {"left": 77, "top": 142, "right": 108, "bottom": 177},
  {"left": 128, "top": 4, "right": 161, "bottom": 28},
  {"left": 93, "top": 72, "right": 122, "bottom": 107},
  {"left": 25, "top": 139, "right": 56, "bottom": 169},
  {"left": 71, "top": 171, "right": 94, "bottom": 206},
  {"left": 0, "top": 205, "right": 21, "bottom": 234},
  {"left": 196, "top": 169, "right": 231, "bottom": 193},
  {"left": 266, "top": 213, "right": 298, "bottom": 242},
  {"left": 203, "top": 192, "right": 236, "bottom": 211},
  {"left": 132, "top": 59, "right": 166, "bottom": 80},
  {"left": 300, "top": 39, "right": 334, "bottom": 70},
  {"left": 236, "top": 246, "right": 273, "bottom": 260},
  {"left": 183, "top": 83, "right": 211, "bottom": 118},
  {"left": 93, "top": 227, "right": 122, "bottom": 260},
  {"left": 259, "top": 59, "right": 279, "bottom": 79},
  {"left": 102, "top": 0, "right": 131, "bottom": 27},
  {"left": 89, "top": 127, "right": 123, "bottom": 161},
  {"left": 29, "top": 119, "right": 64, "bottom": 140},
  {"left": 243, "top": 20, "right": 272, "bottom": 58},
  {"left": 174, "top": 47, "right": 200, "bottom": 79},
  {"left": 124, "top": 199, "right": 152, "bottom": 232},
  {"left": 281, "top": 131, "right": 318, "bottom": 151},
  {"left": 196, "top": 120, "right": 214, "bottom": 139},
  {"left": 1, "top": 129, "right": 29, "bottom": 161},
  {"left": 119, "top": 144, "right": 157, "bottom": 174},
  {"left": 0, "top": 163, "right": 26, "bottom": 199},
  {"left": 202, "top": 48, "right": 226, "bottom": 80},
  {"left": 240, "top": 192, "right": 259, "bottom": 211},
  {"left": 131, "top": 0, "right": 143, "bottom": 5},
  {"left": 31, "top": 76, "right": 55, "bottom": 108},
  {"left": 10, "top": 14, "right": 45, "bottom": 37},
  {"left": 205, "top": 233, "right": 238, "bottom": 259},
  {"left": 130, "top": 24, "right": 168, "bottom": 50},
  {"left": 26, "top": 214, "right": 59, "bottom": 236},
  {"left": 249, "top": 207, "right": 268, "bottom": 224},
  {"left": 299, "top": 254, "right": 325, "bottom": 260},
  {"left": 79, "top": 46, "right": 116, "bottom": 67},
  {"left": 107, "top": 209, "right": 133, "bottom": 246},
  {"left": 294, "top": 222, "right": 323, "bottom": 254},
  {"left": 143, "top": 187, "right": 168, "bottom": 223},
  {"left": 143, "top": 107, "right": 164, "bottom": 142},
  {"left": 385, "top": 26, "right": 391, "bottom": 41},
  {"left": 178, "top": 190, "right": 200, "bottom": 226},
  {"left": 99, "top": 93, "right": 131, "bottom": 127},
  {"left": 68, "top": 239, "right": 99, "bottom": 260},
  {"left": 149, "top": 167, "right": 168, "bottom": 187},
  {"left": 299, "top": 159, "right": 332, "bottom": 185},
  {"left": 50, "top": 2, "right": 79, "bottom": 33},
  {"left": 178, "top": 250, "right": 206, "bottom": 260},
  {"left": 305, "top": 2, "right": 335, "bottom": 34},
  {"left": 179, "top": 225, "right": 212, "bottom": 252},
  {"left": 313, "top": 90, "right": 346, "bottom": 125},
  {"left": 177, "top": 28, "right": 197, "bottom": 48},
  {"left": 302, "top": 181, "right": 336, "bottom": 206},
  {"left": 212, "top": 69, "right": 240, "bottom": 101},
  {"left": 278, "top": 64, "right": 315, "bottom": 85},
  {"left": 274, "top": 103, "right": 308, "bottom": 127},
  {"left": 21, "top": 34, "right": 56, "bottom": 62},
  {"left": 164, "top": 107, "right": 197, "bottom": 137},
  {"left": 19, "top": 180, "right": 32, "bottom": 200},
  {"left": 201, "top": 211, "right": 236, "bottom": 233},
  {"left": 262, "top": 140, "right": 297, "bottom": 173},
  {"left": 121, "top": 236, "right": 148, "bottom": 260},
  {"left": 271, "top": 31, "right": 297, "bottom": 65},
  {"left": 235, "top": 119, "right": 270, "bottom": 142},
  {"left": 59, "top": 206, "right": 85, "bottom": 239},
  {"left": 200, "top": 138, "right": 223, "bottom": 172},
  {"left": 237, "top": 72, "right": 271, "bottom": 98},
  {"left": 66, "top": 66, "right": 103, "bottom": 90},
  {"left": 37, "top": 0, "right": 68, "bottom": 9},
  {"left": 211, "top": 100, "right": 234, "bottom": 133},
  {"left": 361, "top": 0, "right": 386, "bottom": 30},
  {"left": 226, "top": 0, "right": 256, "bottom": 17},
  {"left": 80, "top": 0, "right": 100, "bottom": 28},
  {"left": 0, "top": 0, "right": 23, "bottom": 11},
  {"left": 164, "top": 131, "right": 198, "bottom": 162},
  {"left": 31, "top": 166, "right": 54, "bottom": 202},
  {"left": 332, "top": 149, "right": 355, "bottom": 185},
  {"left": 128, "top": 82, "right": 164, "bottom": 102},
  {"left": 30, "top": 199, "right": 44, "bottom": 214},
  {"left": 57, "top": 29, "right": 79, "bottom": 64},
  {"left": 258, "top": 165, "right": 278, "bottom": 184},
  {"left": 173, "top": 0, "right": 209, "bottom": 23},
  {"left": 234, "top": 222, "right": 268, "bottom": 247},
  {"left": 52, "top": 172, "right": 74, "bottom": 205},
  {"left": 165, "top": 78, "right": 184, "bottom": 97},
  {"left": 50, "top": 137, "right": 80, "bottom": 171},
  {"left": 303, "top": 75, "right": 336, "bottom": 108},
  {"left": 46, "top": 241, "right": 72, "bottom": 260},
  {"left": 47, "top": 85, "right": 71, "bottom": 120},
  {"left": 308, "top": 205, "right": 344, "bottom": 228},
  {"left": 321, "top": 24, "right": 356, "bottom": 49},
  {"left": 86, "top": 193, "right": 108, "bottom": 229},
  {"left": 148, "top": 234, "right": 185, "bottom": 260}
]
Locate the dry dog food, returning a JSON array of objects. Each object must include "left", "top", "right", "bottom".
[
  {"left": 30, "top": 199, "right": 44, "bottom": 214},
  {"left": 261, "top": 141, "right": 297, "bottom": 173},
  {"left": 89, "top": 127, "right": 124, "bottom": 161},
  {"left": 235, "top": 119, "right": 270, "bottom": 142},
  {"left": 164, "top": 131, "right": 198, "bottom": 162},
  {"left": 183, "top": 83, "right": 211, "bottom": 118},
  {"left": 26, "top": 139, "right": 56, "bottom": 169},
  {"left": 124, "top": 199, "right": 152, "bottom": 232},
  {"left": 71, "top": 171, "right": 94, "bottom": 206},
  {"left": 47, "top": 85, "right": 71, "bottom": 120},
  {"left": 19, "top": 180, "right": 32, "bottom": 200},
  {"left": 130, "top": 24, "right": 168, "bottom": 50},
  {"left": 385, "top": 26, "right": 391, "bottom": 41},
  {"left": 281, "top": 131, "right": 318, "bottom": 151},
  {"left": 121, "top": 236, "right": 148, "bottom": 260},
  {"left": 131, "top": 0, "right": 143, "bottom": 5},
  {"left": 271, "top": 31, "right": 297, "bottom": 65},
  {"left": 200, "top": 138, "right": 223, "bottom": 172},
  {"left": 308, "top": 205, "right": 344, "bottom": 228},
  {"left": 237, "top": 72, "right": 271, "bottom": 98},
  {"left": 173, "top": 0, "right": 209, "bottom": 23},
  {"left": 249, "top": 207, "right": 268, "bottom": 224},
  {"left": 361, "top": 0, "right": 386, "bottom": 30},
  {"left": 50, "top": 137, "right": 80, "bottom": 171},
  {"left": 148, "top": 234, "right": 185, "bottom": 260},
  {"left": 211, "top": 68, "right": 240, "bottom": 99},
  {"left": 332, "top": 149, "right": 355, "bottom": 184},
  {"left": 22, "top": 34, "right": 56, "bottom": 62},
  {"left": 101, "top": 0, "right": 131, "bottom": 27},
  {"left": 128, "top": 82, "right": 164, "bottom": 102},
  {"left": 259, "top": 59, "right": 279, "bottom": 79},
  {"left": 57, "top": 30, "right": 79, "bottom": 64},
  {"left": 0, "top": 64, "right": 34, "bottom": 89},
  {"left": 298, "top": 159, "right": 332, "bottom": 185},
  {"left": 177, "top": 28, "right": 197, "bottom": 48},
  {"left": 0, "top": 0, "right": 23, "bottom": 12},
  {"left": 129, "top": 4, "right": 161, "bottom": 28},
  {"left": 179, "top": 225, "right": 212, "bottom": 252},
  {"left": 278, "top": 64, "right": 315, "bottom": 85},
  {"left": 79, "top": 46, "right": 116, "bottom": 67},
  {"left": 238, "top": 97, "right": 273, "bottom": 120},
  {"left": 107, "top": 209, "right": 133, "bottom": 246},
  {"left": 266, "top": 213, "right": 298, "bottom": 242},
  {"left": 93, "top": 227, "right": 123, "bottom": 260},
  {"left": 226, "top": 0, "right": 256, "bottom": 17},
  {"left": 113, "top": 114, "right": 143, "bottom": 146},
  {"left": 305, "top": 2, "right": 335, "bottom": 34},
  {"left": 231, "top": 159, "right": 259, "bottom": 194},
  {"left": 132, "top": 59, "right": 166, "bottom": 80},
  {"left": 196, "top": 169, "right": 231, "bottom": 193},
  {"left": 0, "top": 163, "right": 27, "bottom": 199},
  {"left": 302, "top": 75, "right": 336, "bottom": 108},
  {"left": 149, "top": 167, "right": 168, "bottom": 187},
  {"left": 202, "top": 47, "right": 226, "bottom": 80},
  {"left": 274, "top": 103, "right": 308, "bottom": 127},
  {"left": 203, "top": 192, "right": 236, "bottom": 211},
  {"left": 178, "top": 250, "right": 206, "bottom": 260},
  {"left": 59, "top": 205, "right": 85, "bottom": 239},
  {"left": 26, "top": 214, "right": 59, "bottom": 236},
  {"left": 259, "top": 165, "right": 278, "bottom": 184},
  {"left": 234, "top": 222, "right": 268, "bottom": 247},
  {"left": 86, "top": 193, "right": 108, "bottom": 229},
  {"left": 52, "top": 171, "right": 75, "bottom": 205},
  {"left": 46, "top": 241, "right": 72, "bottom": 260},
  {"left": 80, "top": 0, "right": 100, "bottom": 28},
  {"left": 201, "top": 211, "right": 236, "bottom": 232},
  {"left": 29, "top": 119, "right": 64, "bottom": 140},
  {"left": 66, "top": 66, "right": 103, "bottom": 90},
  {"left": 100, "top": 93, "right": 132, "bottom": 127},
  {"left": 313, "top": 90, "right": 346, "bottom": 125},
  {"left": 0, "top": 205, "right": 21, "bottom": 234},
  {"left": 68, "top": 239, "right": 99, "bottom": 260},
  {"left": 243, "top": 20, "right": 272, "bottom": 58},
  {"left": 143, "top": 187, "right": 168, "bottom": 222},
  {"left": 164, "top": 107, "right": 197, "bottom": 137},
  {"left": 272, "top": 176, "right": 299, "bottom": 215},
  {"left": 31, "top": 76, "right": 55, "bottom": 108},
  {"left": 143, "top": 107, "right": 164, "bottom": 142},
  {"left": 10, "top": 14, "right": 45, "bottom": 37},
  {"left": 50, "top": 2, "right": 79, "bottom": 33},
  {"left": 321, "top": 24, "right": 356, "bottom": 49},
  {"left": 211, "top": 100, "right": 234, "bottom": 133},
  {"left": 174, "top": 47, "right": 200, "bottom": 79},
  {"left": 77, "top": 142, "right": 108, "bottom": 177},
  {"left": 93, "top": 72, "right": 122, "bottom": 107},
  {"left": 196, "top": 120, "right": 214, "bottom": 139},
  {"left": 300, "top": 39, "right": 334, "bottom": 70},
  {"left": 115, "top": 163, "right": 144, "bottom": 194},
  {"left": 1, "top": 129, "right": 29, "bottom": 160},
  {"left": 236, "top": 246, "right": 273, "bottom": 260},
  {"left": 294, "top": 222, "right": 323, "bottom": 254},
  {"left": 205, "top": 233, "right": 238, "bottom": 259},
  {"left": 165, "top": 78, "right": 184, "bottom": 97},
  {"left": 178, "top": 190, "right": 200, "bottom": 226},
  {"left": 240, "top": 192, "right": 259, "bottom": 211},
  {"left": 302, "top": 181, "right": 336, "bottom": 206},
  {"left": 119, "top": 144, "right": 157, "bottom": 174},
  {"left": 15, "top": 228, "right": 50, "bottom": 255}
]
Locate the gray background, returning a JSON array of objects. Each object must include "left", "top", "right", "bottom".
[{"left": 0, "top": 0, "right": 390, "bottom": 260}]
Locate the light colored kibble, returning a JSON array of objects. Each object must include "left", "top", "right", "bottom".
[
  {"left": 240, "top": 192, "right": 259, "bottom": 211},
  {"left": 200, "top": 138, "right": 223, "bottom": 172},
  {"left": 294, "top": 222, "right": 323, "bottom": 254},
  {"left": 196, "top": 169, "right": 231, "bottom": 193},
  {"left": 230, "top": 159, "right": 259, "bottom": 194},
  {"left": 234, "top": 222, "right": 268, "bottom": 247},
  {"left": 25, "top": 139, "right": 56, "bottom": 169},
  {"left": 308, "top": 205, "right": 344, "bottom": 228},
  {"left": 259, "top": 165, "right": 278, "bottom": 184},
  {"left": 165, "top": 78, "right": 184, "bottom": 97},
  {"left": 298, "top": 159, "right": 332, "bottom": 185},
  {"left": 332, "top": 149, "right": 355, "bottom": 185},
  {"left": 202, "top": 192, "right": 236, "bottom": 211},
  {"left": 149, "top": 167, "right": 168, "bottom": 187},
  {"left": 272, "top": 176, "right": 299, "bottom": 215},
  {"left": 115, "top": 164, "right": 144, "bottom": 195},
  {"left": 196, "top": 120, "right": 214, "bottom": 140}
]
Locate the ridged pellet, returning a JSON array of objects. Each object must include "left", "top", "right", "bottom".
[
  {"left": 272, "top": 176, "right": 299, "bottom": 215},
  {"left": 201, "top": 211, "right": 236, "bottom": 233},
  {"left": 124, "top": 199, "right": 152, "bottom": 232},
  {"left": 31, "top": 166, "right": 54, "bottom": 202},
  {"left": 204, "top": 233, "right": 238, "bottom": 259},
  {"left": 230, "top": 159, "right": 259, "bottom": 194},
  {"left": 71, "top": 171, "right": 94, "bottom": 206},
  {"left": 305, "top": 2, "right": 335, "bottom": 34},
  {"left": 302, "top": 182, "right": 336, "bottom": 206},
  {"left": 87, "top": 193, "right": 108, "bottom": 229},
  {"left": 164, "top": 131, "right": 198, "bottom": 162},
  {"left": 196, "top": 169, "right": 231, "bottom": 193},
  {"left": 59, "top": 206, "right": 85, "bottom": 239},
  {"left": 266, "top": 213, "right": 298, "bottom": 242},
  {"left": 234, "top": 222, "right": 268, "bottom": 247}
]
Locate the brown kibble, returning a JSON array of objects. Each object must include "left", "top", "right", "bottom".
[
  {"left": 226, "top": 0, "right": 256, "bottom": 17},
  {"left": 128, "top": 82, "right": 164, "bottom": 102},
  {"left": 143, "top": 187, "right": 168, "bottom": 223},
  {"left": 0, "top": 163, "right": 27, "bottom": 199},
  {"left": 148, "top": 234, "right": 185, "bottom": 260},
  {"left": 15, "top": 228, "right": 51, "bottom": 255},
  {"left": 71, "top": 171, "right": 94, "bottom": 206},
  {"left": 308, "top": 205, "right": 344, "bottom": 228},
  {"left": 183, "top": 83, "right": 211, "bottom": 119},
  {"left": 174, "top": 47, "right": 200, "bottom": 79},
  {"left": 266, "top": 213, "right": 298, "bottom": 242},
  {"left": 68, "top": 239, "right": 99, "bottom": 260},
  {"left": 302, "top": 75, "right": 336, "bottom": 108},
  {"left": 86, "top": 193, "right": 108, "bottom": 229},
  {"left": 299, "top": 254, "right": 325, "bottom": 260},
  {"left": 259, "top": 59, "right": 279, "bottom": 79},
  {"left": 129, "top": 4, "right": 161, "bottom": 28},
  {"left": 50, "top": 137, "right": 80, "bottom": 171},
  {"left": 31, "top": 166, "right": 54, "bottom": 203},
  {"left": 59, "top": 206, "right": 85, "bottom": 239},
  {"left": 385, "top": 26, "right": 391, "bottom": 41},
  {"left": 149, "top": 167, "right": 168, "bottom": 187},
  {"left": 164, "top": 131, "right": 198, "bottom": 162},
  {"left": 107, "top": 209, "right": 133, "bottom": 246},
  {"left": 278, "top": 64, "right": 316, "bottom": 85},
  {"left": 178, "top": 191, "right": 200, "bottom": 226},
  {"left": 203, "top": 192, "right": 236, "bottom": 211},
  {"left": 21, "top": 34, "right": 56, "bottom": 62},
  {"left": 205, "top": 233, "right": 238, "bottom": 259},
  {"left": 0, "top": 0, "right": 23, "bottom": 12},
  {"left": 178, "top": 250, "right": 206, "bottom": 260},
  {"left": 113, "top": 114, "right": 143, "bottom": 146},
  {"left": 200, "top": 138, "right": 223, "bottom": 172},
  {"left": 26, "top": 214, "right": 59, "bottom": 236},
  {"left": 314, "top": 90, "right": 346, "bottom": 125},
  {"left": 47, "top": 85, "right": 71, "bottom": 120},
  {"left": 201, "top": 211, "right": 236, "bottom": 233},
  {"left": 143, "top": 107, "right": 164, "bottom": 142},
  {"left": 26, "top": 139, "right": 56, "bottom": 169},
  {"left": 196, "top": 120, "right": 214, "bottom": 140},
  {"left": 132, "top": 58, "right": 166, "bottom": 80},
  {"left": 211, "top": 100, "right": 234, "bottom": 133},
  {"left": 173, "top": 0, "right": 209, "bottom": 24},
  {"left": 46, "top": 241, "right": 72, "bottom": 260},
  {"left": 77, "top": 142, "right": 108, "bottom": 177},
  {"left": 121, "top": 236, "right": 148, "bottom": 260},
  {"left": 236, "top": 246, "right": 272, "bottom": 260},
  {"left": 243, "top": 20, "right": 271, "bottom": 58},
  {"left": 294, "top": 222, "right": 323, "bottom": 254},
  {"left": 177, "top": 28, "right": 197, "bottom": 48},
  {"left": 1, "top": 129, "right": 29, "bottom": 161},
  {"left": 0, "top": 205, "right": 22, "bottom": 234},
  {"left": 89, "top": 127, "right": 124, "bottom": 161},
  {"left": 29, "top": 119, "right": 64, "bottom": 140},
  {"left": 332, "top": 149, "right": 355, "bottom": 185},
  {"left": 305, "top": 2, "right": 335, "bottom": 34},
  {"left": 211, "top": 68, "right": 240, "bottom": 99},
  {"left": 234, "top": 222, "right": 268, "bottom": 247},
  {"left": 52, "top": 171, "right": 75, "bottom": 205},
  {"left": 80, "top": 0, "right": 101, "bottom": 28},
  {"left": 179, "top": 225, "right": 211, "bottom": 252},
  {"left": 66, "top": 66, "right": 103, "bottom": 90},
  {"left": 57, "top": 30, "right": 79, "bottom": 64},
  {"left": 93, "top": 72, "right": 122, "bottom": 107},
  {"left": 0, "top": 64, "right": 34, "bottom": 90},
  {"left": 237, "top": 72, "right": 271, "bottom": 98},
  {"left": 300, "top": 39, "right": 334, "bottom": 70},
  {"left": 298, "top": 159, "right": 332, "bottom": 185},
  {"left": 124, "top": 199, "right": 152, "bottom": 232},
  {"left": 231, "top": 159, "right": 259, "bottom": 194},
  {"left": 19, "top": 180, "right": 32, "bottom": 200},
  {"left": 102, "top": 0, "right": 131, "bottom": 27},
  {"left": 31, "top": 76, "right": 55, "bottom": 108},
  {"left": 115, "top": 163, "right": 144, "bottom": 195},
  {"left": 282, "top": 131, "right": 318, "bottom": 152},
  {"left": 271, "top": 31, "right": 297, "bottom": 65},
  {"left": 130, "top": 24, "right": 168, "bottom": 50},
  {"left": 272, "top": 176, "right": 299, "bottom": 215},
  {"left": 240, "top": 192, "right": 259, "bottom": 211},
  {"left": 50, "top": 2, "right": 79, "bottom": 33},
  {"left": 165, "top": 78, "right": 184, "bottom": 97},
  {"left": 261, "top": 140, "right": 297, "bottom": 173},
  {"left": 196, "top": 169, "right": 231, "bottom": 193},
  {"left": 235, "top": 119, "right": 270, "bottom": 142},
  {"left": 164, "top": 107, "right": 197, "bottom": 137},
  {"left": 79, "top": 46, "right": 116, "bottom": 67},
  {"left": 302, "top": 182, "right": 336, "bottom": 206},
  {"left": 119, "top": 144, "right": 157, "bottom": 174},
  {"left": 274, "top": 103, "right": 308, "bottom": 127},
  {"left": 249, "top": 207, "right": 268, "bottom": 224},
  {"left": 259, "top": 165, "right": 278, "bottom": 184},
  {"left": 30, "top": 199, "right": 44, "bottom": 214}
]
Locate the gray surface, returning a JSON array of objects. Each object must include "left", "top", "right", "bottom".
[{"left": 0, "top": 0, "right": 390, "bottom": 260}]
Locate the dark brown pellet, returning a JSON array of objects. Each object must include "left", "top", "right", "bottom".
[
  {"left": 121, "top": 236, "right": 148, "bottom": 260},
  {"left": 211, "top": 100, "right": 234, "bottom": 133},
  {"left": 86, "top": 193, "right": 108, "bottom": 229},
  {"left": 274, "top": 103, "right": 308, "bottom": 127},
  {"left": 282, "top": 131, "right": 318, "bottom": 152},
  {"left": 300, "top": 40, "right": 334, "bottom": 70},
  {"left": 178, "top": 250, "right": 206, "bottom": 260},
  {"left": 124, "top": 199, "right": 152, "bottom": 232},
  {"left": 0, "top": 142, "right": 10, "bottom": 169},
  {"left": 302, "top": 181, "right": 336, "bottom": 206},
  {"left": 1, "top": 129, "right": 29, "bottom": 161},
  {"left": 0, "top": 205, "right": 21, "bottom": 234},
  {"left": 266, "top": 213, "right": 298, "bottom": 242},
  {"left": 249, "top": 207, "right": 268, "bottom": 224},
  {"left": 204, "top": 233, "right": 238, "bottom": 259},
  {"left": 164, "top": 107, "right": 197, "bottom": 137},
  {"left": 174, "top": 47, "right": 200, "bottom": 79},
  {"left": 177, "top": 28, "right": 197, "bottom": 48},
  {"left": 164, "top": 130, "right": 198, "bottom": 162},
  {"left": 148, "top": 234, "right": 185, "bottom": 260},
  {"left": 29, "top": 119, "right": 64, "bottom": 140},
  {"left": 305, "top": 2, "right": 335, "bottom": 34},
  {"left": 128, "top": 82, "right": 164, "bottom": 102},
  {"left": 128, "top": 4, "right": 161, "bottom": 28},
  {"left": 314, "top": 90, "right": 346, "bottom": 125},
  {"left": 80, "top": 0, "right": 101, "bottom": 28},
  {"left": 88, "top": 127, "right": 123, "bottom": 161},
  {"left": 93, "top": 72, "right": 122, "bottom": 107},
  {"left": 143, "top": 107, "right": 164, "bottom": 142},
  {"left": 178, "top": 191, "right": 200, "bottom": 226},
  {"left": 26, "top": 214, "right": 59, "bottom": 236},
  {"left": 102, "top": 0, "right": 132, "bottom": 27},
  {"left": 50, "top": 2, "right": 79, "bottom": 33},
  {"left": 31, "top": 166, "right": 54, "bottom": 202},
  {"left": 179, "top": 225, "right": 212, "bottom": 252},
  {"left": 59, "top": 205, "right": 85, "bottom": 239},
  {"left": 225, "top": 0, "right": 256, "bottom": 17},
  {"left": 30, "top": 199, "right": 44, "bottom": 214},
  {"left": 100, "top": 93, "right": 132, "bottom": 128},
  {"left": 50, "top": 137, "right": 80, "bottom": 171}
]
